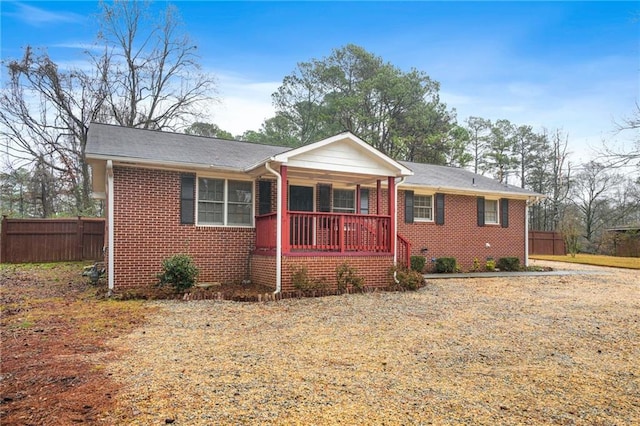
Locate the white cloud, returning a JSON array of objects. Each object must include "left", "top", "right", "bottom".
[
  {"left": 6, "top": 3, "right": 84, "bottom": 27},
  {"left": 203, "top": 73, "right": 279, "bottom": 137}
]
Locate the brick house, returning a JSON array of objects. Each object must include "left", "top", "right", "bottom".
[{"left": 86, "top": 123, "right": 540, "bottom": 294}]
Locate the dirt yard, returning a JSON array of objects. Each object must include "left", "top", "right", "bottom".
[{"left": 2, "top": 261, "right": 639, "bottom": 425}]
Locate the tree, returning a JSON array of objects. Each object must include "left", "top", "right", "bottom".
[
  {"left": 512, "top": 124, "right": 545, "bottom": 189},
  {"left": 600, "top": 103, "right": 640, "bottom": 168},
  {"left": 0, "top": 47, "right": 107, "bottom": 214},
  {"left": 271, "top": 44, "right": 456, "bottom": 161},
  {"left": 527, "top": 129, "right": 571, "bottom": 232},
  {"left": 185, "top": 122, "right": 234, "bottom": 139},
  {"left": 0, "top": 168, "right": 31, "bottom": 217},
  {"left": 570, "top": 161, "right": 622, "bottom": 250},
  {"left": 0, "top": 0, "right": 216, "bottom": 216},
  {"left": 96, "top": 0, "right": 215, "bottom": 130},
  {"left": 483, "top": 119, "right": 516, "bottom": 183},
  {"left": 465, "top": 116, "right": 491, "bottom": 174}
]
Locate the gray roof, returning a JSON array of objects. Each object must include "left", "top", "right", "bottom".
[
  {"left": 401, "top": 161, "right": 539, "bottom": 197},
  {"left": 86, "top": 123, "right": 539, "bottom": 197},
  {"left": 86, "top": 122, "right": 287, "bottom": 170}
]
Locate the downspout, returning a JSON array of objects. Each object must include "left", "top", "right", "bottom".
[
  {"left": 265, "top": 162, "right": 282, "bottom": 294},
  {"left": 106, "top": 160, "right": 115, "bottom": 296},
  {"left": 525, "top": 196, "right": 540, "bottom": 267},
  {"left": 394, "top": 176, "right": 407, "bottom": 284}
]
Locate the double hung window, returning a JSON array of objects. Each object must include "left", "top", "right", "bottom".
[{"left": 198, "top": 178, "right": 253, "bottom": 226}]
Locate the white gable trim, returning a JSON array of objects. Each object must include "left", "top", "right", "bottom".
[{"left": 247, "top": 132, "right": 413, "bottom": 177}]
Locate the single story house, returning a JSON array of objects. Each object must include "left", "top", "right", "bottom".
[{"left": 86, "top": 123, "right": 541, "bottom": 294}]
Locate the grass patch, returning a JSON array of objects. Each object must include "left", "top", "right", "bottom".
[{"left": 530, "top": 254, "right": 640, "bottom": 269}]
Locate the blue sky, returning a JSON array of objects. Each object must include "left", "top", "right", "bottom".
[{"left": 1, "top": 1, "right": 638, "bottom": 164}]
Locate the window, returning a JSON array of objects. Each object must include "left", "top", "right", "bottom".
[
  {"left": 333, "top": 189, "right": 355, "bottom": 213},
  {"left": 484, "top": 199, "right": 499, "bottom": 224},
  {"left": 414, "top": 195, "right": 434, "bottom": 221},
  {"left": 198, "top": 178, "right": 253, "bottom": 226},
  {"left": 359, "top": 188, "right": 369, "bottom": 214}
]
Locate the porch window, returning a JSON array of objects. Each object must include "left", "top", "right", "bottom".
[
  {"left": 484, "top": 199, "right": 499, "bottom": 224},
  {"left": 414, "top": 195, "right": 433, "bottom": 221},
  {"left": 360, "top": 188, "right": 369, "bottom": 214},
  {"left": 333, "top": 189, "right": 355, "bottom": 213},
  {"left": 198, "top": 178, "right": 253, "bottom": 226}
]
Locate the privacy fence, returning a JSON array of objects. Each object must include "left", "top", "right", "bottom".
[
  {"left": 528, "top": 231, "right": 565, "bottom": 256},
  {"left": 1, "top": 217, "right": 560, "bottom": 263},
  {"left": 0, "top": 216, "right": 105, "bottom": 263}
]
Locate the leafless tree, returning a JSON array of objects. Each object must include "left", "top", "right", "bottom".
[
  {"left": 96, "top": 0, "right": 216, "bottom": 130},
  {"left": 599, "top": 102, "right": 640, "bottom": 168},
  {"left": 571, "top": 161, "right": 623, "bottom": 248},
  {"left": 0, "top": 0, "right": 216, "bottom": 216}
]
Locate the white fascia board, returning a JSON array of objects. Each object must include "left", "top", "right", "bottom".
[{"left": 401, "top": 183, "right": 542, "bottom": 200}]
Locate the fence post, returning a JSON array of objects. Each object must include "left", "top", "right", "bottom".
[
  {"left": 0, "top": 215, "right": 7, "bottom": 263},
  {"left": 76, "top": 216, "right": 84, "bottom": 261}
]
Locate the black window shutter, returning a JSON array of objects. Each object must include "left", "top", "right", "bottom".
[
  {"left": 258, "top": 180, "right": 272, "bottom": 215},
  {"left": 501, "top": 198, "right": 509, "bottom": 228},
  {"left": 477, "top": 196, "right": 485, "bottom": 227},
  {"left": 405, "top": 190, "right": 414, "bottom": 223},
  {"left": 180, "top": 175, "right": 195, "bottom": 224},
  {"left": 435, "top": 193, "right": 445, "bottom": 225},
  {"left": 318, "top": 184, "right": 331, "bottom": 212}
]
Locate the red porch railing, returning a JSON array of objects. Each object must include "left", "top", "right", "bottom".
[
  {"left": 255, "top": 213, "right": 277, "bottom": 251},
  {"left": 396, "top": 233, "right": 411, "bottom": 268},
  {"left": 255, "top": 212, "right": 393, "bottom": 254}
]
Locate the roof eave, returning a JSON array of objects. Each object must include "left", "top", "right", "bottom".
[
  {"left": 85, "top": 153, "right": 243, "bottom": 173},
  {"left": 403, "top": 182, "right": 543, "bottom": 200}
]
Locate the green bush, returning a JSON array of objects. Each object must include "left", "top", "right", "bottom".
[
  {"left": 435, "top": 257, "right": 457, "bottom": 273},
  {"left": 410, "top": 255, "right": 426, "bottom": 273},
  {"left": 485, "top": 259, "right": 496, "bottom": 272},
  {"left": 497, "top": 257, "right": 520, "bottom": 271},
  {"left": 157, "top": 254, "right": 199, "bottom": 292},
  {"left": 388, "top": 266, "right": 424, "bottom": 291},
  {"left": 336, "top": 262, "right": 365, "bottom": 292}
]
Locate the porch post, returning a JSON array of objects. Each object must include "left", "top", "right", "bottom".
[
  {"left": 376, "top": 179, "right": 382, "bottom": 215},
  {"left": 281, "top": 165, "right": 289, "bottom": 254},
  {"left": 388, "top": 176, "right": 396, "bottom": 256}
]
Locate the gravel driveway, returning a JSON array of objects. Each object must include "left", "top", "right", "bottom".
[{"left": 103, "top": 261, "right": 639, "bottom": 425}]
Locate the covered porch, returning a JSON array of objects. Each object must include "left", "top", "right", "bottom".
[
  {"left": 246, "top": 133, "right": 414, "bottom": 293},
  {"left": 254, "top": 176, "right": 410, "bottom": 267}
]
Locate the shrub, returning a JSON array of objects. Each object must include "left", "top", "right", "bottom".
[
  {"left": 497, "top": 257, "right": 520, "bottom": 271},
  {"left": 410, "top": 256, "right": 426, "bottom": 273},
  {"left": 471, "top": 257, "right": 481, "bottom": 272},
  {"left": 336, "top": 262, "right": 365, "bottom": 293},
  {"left": 485, "top": 259, "right": 496, "bottom": 272},
  {"left": 292, "top": 265, "right": 328, "bottom": 292},
  {"left": 435, "top": 257, "right": 457, "bottom": 273},
  {"left": 388, "top": 266, "right": 424, "bottom": 291},
  {"left": 157, "top": 254, "right": 199, "bottom": 292}
]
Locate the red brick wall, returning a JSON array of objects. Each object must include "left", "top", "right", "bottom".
[
  {"left": 110, "top": 166, "right": 527, "bottom": 291},
  {"left": 281, "top": 254, "right": 394, "bottom": 292},
  {"left": 250, "top": 254, "right": 277, "bottom": 289},
  {"left": 112, "top": 166, "right": 255, "bottom": 291},
  {"left": 397, "top": 191, "right": 527, "bottom": 271}
]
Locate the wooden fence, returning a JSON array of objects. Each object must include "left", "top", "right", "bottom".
[
  {"left": 528, "top": 231, "right": 565, "bottom": 255},
  {"left": 0, "top": 216, "right": 105, "bottom": 263}
]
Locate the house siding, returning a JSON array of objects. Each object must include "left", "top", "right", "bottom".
[
  {"left": 397, "top": 191, "right": 526, "bottom": 271},
  {"left": 112, "top": 167, "right": 255, "bottom": 291}
]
